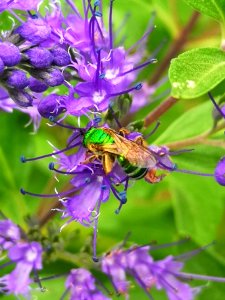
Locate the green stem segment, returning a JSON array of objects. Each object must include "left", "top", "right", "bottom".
[{"left": 165, "top": 122, "right": 225, "bottom": 149}]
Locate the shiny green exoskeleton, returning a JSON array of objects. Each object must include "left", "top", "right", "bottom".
[{"left": 83, "top": 127, "right": 156, "bottom": 180}]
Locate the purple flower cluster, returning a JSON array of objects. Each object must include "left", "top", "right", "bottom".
[
  {"left": 60, "top": 242, "right": 225, "bottom": 300},
  {"left": 0, "top": 19, "right": 69, "bottom": 106},
  {"left": 0, "top": 0, "right": 159, "bottom": 121},
  {"left": 0, "top": 219, "right": 43, "bottom": 297}
]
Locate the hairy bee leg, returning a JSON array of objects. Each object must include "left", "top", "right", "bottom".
[
  {"left": 82, "top": 154, "right": 99, "bottom": 164},
  {"left": 102, "top": 153, "right": 115, "bottom": 174},
  {"left": 134, "top": 136, "right": 149, "bottom": 147},
  {"left": 145, "top": 169, "right": 166, "bottom": 184},
  {"left": 118, "top": 128, "right": 130, "bottom": 137}
]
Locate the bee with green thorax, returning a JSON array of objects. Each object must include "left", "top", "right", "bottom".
[{"left": 82, "top": 126, "right": 162, "bottom": 183}]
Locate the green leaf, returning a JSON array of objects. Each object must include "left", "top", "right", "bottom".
[
  {"left": 169, "top": 168, "right": 225, "bottom": 245},
  {"left": 183, "top": 0, "right": 225, "bottom": 23},
  {"left": 169, "top": 48, "right": 225, "bottom": 99},
  {"left": 154, "top": 102, "right": 214, "bottom": 144}
]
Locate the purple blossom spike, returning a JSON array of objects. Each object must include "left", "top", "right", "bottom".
[
  {"left": 102, "top": 250, "right": 129, "bottom": 294},
  {"left": 0, "top": 42, "right": 21, "bottom": 67},
  {"left": 214, "top": 156, "right": 225, "bottom": 186},
  {"left": 7, "top": 70, "right": 29, "bottom": 89},
  {"left": 16, "top": 18, "right": 51, "bottom": 44},
  {"left": 26, "top": 47, "right": 53, "bottom": 69},
  {"left": 65, "top": 268, "right": 110, "bottom": 300},
  {"left": 101, "top": 243, "right": 225, "bottom": 300},
  {"left": 0, "top": 241, "right": 42, "bottom": 296},
  {"left": 0, "top": 219, "right": 21, "bottom": 250}
]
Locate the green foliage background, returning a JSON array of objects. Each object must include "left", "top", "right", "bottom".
[{"left": 0, "top": 0, "right": 225, "bottom": 299}]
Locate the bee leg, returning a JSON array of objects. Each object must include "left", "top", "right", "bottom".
[
  {"left": 118, "top": 128, "right": 130, "bottom": 137},
  {"left": 82, "top": 154, "right": 99, "bottom": 164},
  {"left": 145, "top": 169, "right": 166, "bottom": 184},
  {"left": 134, "top": 136, "right": 148, "bottom": 147},
  {"left": 102, "top": 153, "right": 115, "bottom": 174}
]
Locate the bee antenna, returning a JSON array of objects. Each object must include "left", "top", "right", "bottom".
[{"left": 144, "top": 120, "right": 160, "bottom": 139}]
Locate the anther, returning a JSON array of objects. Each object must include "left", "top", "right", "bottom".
[
  {"left": 118, "top": 191, "right": 127, "bottom": 204},
  {"left": 99, "top": 73, "right": 105, "bottom": 79},
  {"left": 49, "top": 162, "right": 55, "bottom": 170},
  {"left": 93, "top": 116, "right": 102, "bottom": 124},
  {"left": 20, "top": 155, "right": 26, "bottom": 163},
  {"left": 92, "top": 256, "right": 99, "bottom": 263},
  {"left": 20, "top": 188, "right": 26, "bottom": 195},
  {"left": 135, "top": 83, "right": 142, "bottom": 90},
  {"left": 94, "top": 11, "right": 102, "bottom": 17},
  {"left": 94, "top": 0, "right": 100, "bottom": 7},
  {"left": 48, "top": 116, "right": 55, "bottom": 122}
]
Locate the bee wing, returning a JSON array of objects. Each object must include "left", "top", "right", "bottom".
[
  {"left": 101, "top": 131, "right": 156, "bottom": 169},
  {"left": 122, "top": 140, "right": 157, "bottom": 168}
]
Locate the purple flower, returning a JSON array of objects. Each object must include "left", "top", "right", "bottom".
[
  {"left": 102, "top": 250, "right": 129, "bottom": 294},
  {"left": 214, "top": 156, "right": 225, "bottom": 186},
  {"left": 0, "top": 219, "right": 21, "bottom": 250},
  {"left": 151, "top": 255, "right": 199, "bottom": 300},
  {"left": 65, "top": 268, "right": 111, "bottom": 300},
  {"left": 7, "top": 0, "right": 42, "bottom": 11},
  {"left": 0, "top": 241, "right": 43, "bottom": 296},
  {"left": 0, "top": 88, "right": 41, "bottom": 131},
  {"left": 101, "top": 243, "right": 225, "bottom": 299},
  {"left": 61, "top": 166, "right": 110, "bottom": 226}
]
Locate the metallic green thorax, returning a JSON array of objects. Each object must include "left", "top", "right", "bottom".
[{"left": 83, "top": 127, "right": 114, "bottom": 147}]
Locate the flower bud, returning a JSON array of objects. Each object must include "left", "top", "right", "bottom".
[
  {"left": 16, "top": 18, "right": 51, "bottom": 44},
  {"left": 38, "top": 94, "right": 66, "bottom": 118},
  {"left": 9, "top": 89, "right": 33, "bottom": 107},
  {"left": 26, "top": 47, "right": 53, "bottom": 69},
  {"left": 7, "top": 70, "right": 29, "bottom": 89},
  {"left": 50, "top": 47, "right": 70, "bottom": 66},
  {"left": 214, "top": 156, "right": 225, "bottom": 186},
  {"left": 0, "top": 42, "right": 21, "bottom": 66},
  {"left": 29, "top": 77, "right": 48, "bottom": 93},
  {"left": 40, "top": 68, "right": 64, "bottom": 86},
  {"left": 0, "top": 57, "right": 4, "bottom": 74}
]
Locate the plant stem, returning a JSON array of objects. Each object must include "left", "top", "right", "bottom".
[
  {"left": 148, "top": 11, "right": 200, "bottom": 85},
  {"left": 144, "top": 95, "right": 178, "bottom": 127},
  {"left": 165, "top": 122, "right": 225, "bottom": 149},
  {"left": 55, "top": 251, "right": 94, "bottom": 269}
]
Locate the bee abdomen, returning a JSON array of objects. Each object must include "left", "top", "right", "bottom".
[{"left": 118, "top": 156, "right": 148, "bottom": 180}]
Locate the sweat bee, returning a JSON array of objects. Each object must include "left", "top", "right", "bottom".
[{"left": 82, "top": 126, "right": 162, "bottom": 183}]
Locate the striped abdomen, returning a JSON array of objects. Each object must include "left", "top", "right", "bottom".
[{"left": 118, "top": 155, "right": 148, "bottom": 180}]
